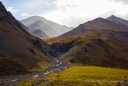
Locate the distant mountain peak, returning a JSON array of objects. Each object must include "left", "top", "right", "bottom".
[
  {"left": 107, "top": 15, "right": 119, "bottom": 20},
  {"left": 109, "top": 15, "right": 116, "bottom": 17},
  {"left": 95, "top": 17, "right": 104, "bottom": 20},
  {"left": 86, "top": 17, "right": 106, "bottom": 23},
  {"left": 107, "top": 15, "right": 128, "bottom": 27},
  {"left": 85, "top": 17, "right": 109, "bottom": 26},
  {"left": 93, "top": 17, "right": 106, "bottom": 22},
  {"left": 21, "top": 16, "right": 73, "bottom": 37}
]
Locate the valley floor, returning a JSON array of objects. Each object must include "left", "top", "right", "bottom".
[
  {"left": 0, "top": 60, "right": 69, "bottom": 86},
  {"left": 2, "top": 65, "right": 128, "bottom": 86}
]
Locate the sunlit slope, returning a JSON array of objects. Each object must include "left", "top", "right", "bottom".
[
  {"left": 44, "top": 66, "right": 128, "bottom": 86},
  {"left": 45, "top": 30, "right": 128, "bottom": 69}
]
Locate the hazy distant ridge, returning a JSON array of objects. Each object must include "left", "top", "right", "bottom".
[{"left": 21, "top": 16, "right": 73, "bottom": 38}]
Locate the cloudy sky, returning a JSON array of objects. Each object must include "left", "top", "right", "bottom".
[{"left": 1, "top": 0, "right": 128, "bottom": 27}]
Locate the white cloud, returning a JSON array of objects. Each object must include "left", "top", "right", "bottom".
[
  {"left": 112, "top": 0, "right": 128, "bottom": 4},
  {"left": 44, "top": 1, "right": 52, "bottom": 6},
  {"left": 21, "top": 13, "right": 32, "bottom": 17},
  {"left": 40, "top": 0, "right": 128, "bottom": 27},
  {"left": 7, "top": 7, "right": 20, "bottom": 14},
  {"left": 21, "top": 0, "right": 52, "bottom": 9}
]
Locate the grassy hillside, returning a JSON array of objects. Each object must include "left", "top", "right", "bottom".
[{"left": 45, "top": 30, "right": 128, "bottom": 69}]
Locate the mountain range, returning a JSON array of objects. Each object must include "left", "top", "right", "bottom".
[
  {"left": 0, "top": 1, "right": 56, "bottom": 76},
  {"left": 21, "top": 16, "right": 73, "bottom": 38},
  {"left": 0, "top": 0, "right": 128, "bottom": 77},
  {"left": 45, "top": 15, "right": 128, "bottom": 69},
  {"left": 58, "top": 17, "right": 128, "bottom": 38}
]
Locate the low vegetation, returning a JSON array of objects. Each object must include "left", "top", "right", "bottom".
[
  {"left": 0, "top": 59, "right": 28, "bottom": 76},
  {"left": 45, "top": 66, "right": 128, "bottom": 86},
  {"left": 45, "top": 30, "right": 128, "bottom": 70},
  {"left": 16, "top": 78, "right": 42, "bottom": 86},
  {"left": 16, "top": 66, "right": 128, "bottom": 86}
]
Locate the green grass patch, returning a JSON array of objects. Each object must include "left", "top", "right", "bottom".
[
  {"left": 16, "top": 66, "right": 128, "bottom": 86},
  {"left": 45, "top": 66, "right": 128, "bottom": 86}
]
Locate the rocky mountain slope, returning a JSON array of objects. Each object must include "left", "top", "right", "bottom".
[
  {"left": 57, "top": 17, "right": 128, "bottom": 38},
  {"left": 107, "top": 15, "right": 128, "bottom": 27},
  {"left": 21, "top": 16, "right": 73, "bottom": 37},
  {"left": 0, "top": 1, "right": 56, "bottom": 76},
  {"left": 45, "top": 16, "right": 128, "bottom": 69}
]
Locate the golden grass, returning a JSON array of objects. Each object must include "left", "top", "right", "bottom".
[
  {"left": 16, "top": 66, "right": 128, "bottom": 86},
  {"left": 45, "top": 66, "right": 128, "bottom": 86}
]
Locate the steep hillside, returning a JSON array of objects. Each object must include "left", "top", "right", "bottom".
[
  {"left": 45, "top": 16, "right": 128, "bottom": 69},
  {"left": 0, "top": 1, "right": 56, "bottom": 76},
  {"left": 21, "top": 16, "right": 73, "bottom": 37}
]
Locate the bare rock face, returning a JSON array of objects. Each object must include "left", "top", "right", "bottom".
[{"left": 0, "top": 1, "right": 56, "bottom": 76}]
